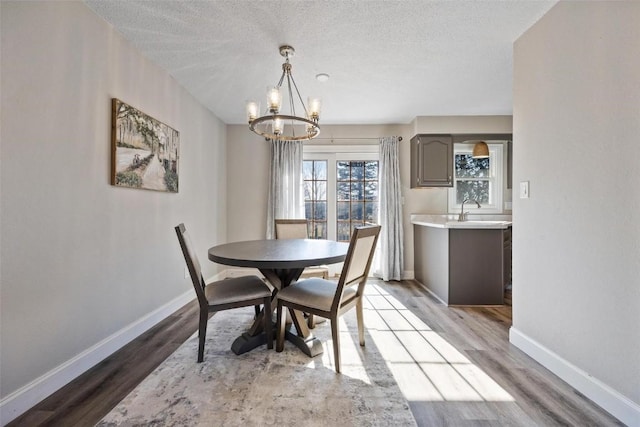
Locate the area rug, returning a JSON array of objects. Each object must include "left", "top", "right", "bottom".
[{"left": 97, "top": 300, "right": 417, "bottom": 426}]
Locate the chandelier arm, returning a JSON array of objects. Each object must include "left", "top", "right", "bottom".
[
  {"left": 285, "top": 73, "right": 297, "bottom": 138},
  {"left": 289, "top": 74, "right": 310, "bottom": 119}
]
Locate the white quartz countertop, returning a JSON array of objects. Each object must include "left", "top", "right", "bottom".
[{"left": 411, "top": 214, "right": 513, "bottom": 229}]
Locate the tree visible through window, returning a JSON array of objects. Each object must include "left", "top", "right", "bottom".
[
  {"left": 448, "top": 143, "right": 504, "bottom": 214},
  {"left": 336, "top": 161, "right": 378, "bottom": 242},
  {"left": 454, "top": 154, "right": 490, "bottom": 204},
  {"left": 303, "top": 160, "right": 327, "bottom": 238}
]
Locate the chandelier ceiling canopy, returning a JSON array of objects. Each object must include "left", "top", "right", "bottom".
[{"left": 246, "top": 45, "right": 321, "bottom": 142}]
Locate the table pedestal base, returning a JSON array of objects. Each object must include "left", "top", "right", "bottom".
[
  {"left": 285, "top": 328, "right": 324, "bottom": 357},
  {"left": 231, "top": 332, "right": 269, "bottom": 355},
  {"left": 231, "top": 325, "right": 324, "bottom": 357}
]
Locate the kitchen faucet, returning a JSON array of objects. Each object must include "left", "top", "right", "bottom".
[{"left": 458, "top": 198, "right": 481, "bottom": 221}]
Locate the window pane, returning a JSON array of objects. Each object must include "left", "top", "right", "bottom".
[
  {"left": 337, "top": 182, "right": 350, "bottom": 201},
  {"left": 337, "top": 222, "right": 350, "bottom": 242},
  {"left": 337, "top": 161, "right": 350, "bottom": 180},
  {"left": 351, "top": 161, "right": 364, "bottom": 180},
  {"left": 365, "top": 203, "right": 378, "bottom": 221},
  {"left": 351, "top": 182, "right": 364, "bottom": 201},
  {"left": 365, "top": 161, "right": 378, "bottom": 180},
  {"left": 456, "top": 180, "right": 490, "bottom": 204},
  {"left": 311, "top": 222, "right": 327, "bottom": 239},
  {"left": 337, "top": 201, "right": 350, "bottom": 220},
  {"left": 303, "top": 181, "right": 313, "bottom": 201},
  {"left": 315, "top": 182, "right": 327, "bottom": 200},
  {"left": 314, "top": 201, "right": 327, "bottom": 220},
  {"left": 365, "top": 181, "right": 377, "bottom": 201},
  {"left": 303, "top": 161, "right": 314, "bottom": 180},
  {"left": 351, "top": 202, "right": 364, "bottom": 220},
  {"left": 314, "top": 161, "right": 327, "bottom": 180},
  {"left": 455, "top": 154, "right": 490, "bottom": 179},
  {"left": 305, "top": 201, "right": 313, "bottom": 218}
]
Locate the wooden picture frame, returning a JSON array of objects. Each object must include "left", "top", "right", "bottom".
[{"left": 111, "top": 98, "right": 179, "bottom": 193}]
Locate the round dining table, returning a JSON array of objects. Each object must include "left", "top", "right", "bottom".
[{"left": 208, "top": 238, "right": 349, "bottom": 356}]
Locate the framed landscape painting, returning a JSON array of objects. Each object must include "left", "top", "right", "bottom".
[{"left": 111, "top": 99, "right": 180, "bottom": 193}]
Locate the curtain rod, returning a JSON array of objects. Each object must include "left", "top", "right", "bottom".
[{"left": 313, "top": 136, "right": 403, "bottom": 142}]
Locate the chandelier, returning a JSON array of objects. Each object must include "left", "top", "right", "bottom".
[{"left": 246, "top": 45, "right": 321, "bottom": 141}]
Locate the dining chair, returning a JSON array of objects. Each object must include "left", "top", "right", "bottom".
[
  {"left": 274, "top": 219, "right": 330, "bottom": 280},
  {"left": 274, "top": 218, "right": 330, "bottom": 328},
  {"left": 175, "top": 223, "right": 273, "bottom": 362},
  {"left": 275, "top": 225, "right": 381, "bottom": 373}
]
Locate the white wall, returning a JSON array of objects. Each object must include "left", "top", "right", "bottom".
[
  {"left": 226, "top": 118, "right": 511, "bottom": 278},
  {"left": 0, "top": 1, "right": 227, "bottom": 419},
  {"left": 512, "top": 2, "right": 640, "bottom": 424}
]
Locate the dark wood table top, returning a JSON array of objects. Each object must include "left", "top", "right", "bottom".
[{"left": 208, "top": 239, "right": 349, "bottom": 269}]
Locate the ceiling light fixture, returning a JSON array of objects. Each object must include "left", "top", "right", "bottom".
[
  {"left": 472, "top": 141, "right": 489, "bottom": 159},
  {"left": 246, "top": 45, "right": 320, "bottom": 141}
]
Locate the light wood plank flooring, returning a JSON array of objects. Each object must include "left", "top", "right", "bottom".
[{"left": 8, "top": 280, "right": 622, "bottom": 426}]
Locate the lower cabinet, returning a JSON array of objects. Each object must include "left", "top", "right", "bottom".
[{"left": 414, "top": 224, "right": 506, "bottom": 305}]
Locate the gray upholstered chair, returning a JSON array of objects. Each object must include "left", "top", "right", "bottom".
[
  {"left": 276, "top": 225, "right": 381, "bottom": 373},
  {"left": 175, "top": 223, "right": 273, "bottom": 362}
]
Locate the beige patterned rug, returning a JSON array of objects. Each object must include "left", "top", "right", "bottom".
[{"left": 98, "top": 289, "right": 417, "bottom": 426}]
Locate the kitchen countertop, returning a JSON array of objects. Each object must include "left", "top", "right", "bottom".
[{"left": 411, "top": 214, "right": 513, "bottom": 229}]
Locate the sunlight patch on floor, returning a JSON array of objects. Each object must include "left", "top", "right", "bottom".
[{"left": 362, "top": 283, "right": 514, "bottom": 403}]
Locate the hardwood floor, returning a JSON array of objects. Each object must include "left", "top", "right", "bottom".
[{"left": 8, "top": 281, "right": 622, "bottom": 426}]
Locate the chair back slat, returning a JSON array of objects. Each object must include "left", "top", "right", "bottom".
[
  {"left": 175, "top": 223, "right": 208, "bottom": 307},
  {"left": 334, "top": 225, "right": 381, "bottom": 309},
  {"left": 275, "top": 219, "right": 308, "bottom": 239}
]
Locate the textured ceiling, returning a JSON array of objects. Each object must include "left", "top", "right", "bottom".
[{"left": 84, "top": 0, "right": 556, "bottom": 125}]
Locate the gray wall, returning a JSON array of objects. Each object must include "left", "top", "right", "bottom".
[
  {"left": 1, "top": 1, "right": 227, "bottom": 401},
  {"left": 512, "top": 0, "right": 640, "bottom": 413}
]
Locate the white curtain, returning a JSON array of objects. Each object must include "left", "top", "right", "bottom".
[
  {"left": 266, "top": 139, "right": 305, "bottom": 239},
  {"left": 376, "top": 136, "right": 404, "bottom": 281}
]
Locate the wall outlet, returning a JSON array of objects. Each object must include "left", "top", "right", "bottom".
[
  {"left": 519, "top": 181, "right": 530, "bottom": 199},
  {"left": 184, "top": 266, "right": 190, "bottom": 279}
]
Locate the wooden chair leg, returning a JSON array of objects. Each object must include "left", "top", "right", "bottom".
[
  {"left": 197, "top": 309, "right": 208, "bottom": 363},
  {"left": 307, "top": 314, "right": 316, "bottom": 329},
  {"left": 264, "top": 297, "right": 273, "bottom": 349},
  {"left": 276, "top": 301, "right": 286, "bottom": 352},
  {"left": 254, "top": 304, "right": 261, "bottom": 318},
  {"left": 356, "top": 298, "right": 365, "bottom": 347},
  {"left": 331, "top": 317, "right": 341, "bottom": 373}
]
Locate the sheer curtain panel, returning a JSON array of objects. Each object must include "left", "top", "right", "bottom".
[
  {"left": 266, "top": 140, "right": 305, "bottom": 239},
  {"left": 377, "top": 136, "right": 404, "bottom": 281}
]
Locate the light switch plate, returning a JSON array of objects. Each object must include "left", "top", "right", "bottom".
[{"left": 519, "top": 181, "right": 530, "bottom": 199}]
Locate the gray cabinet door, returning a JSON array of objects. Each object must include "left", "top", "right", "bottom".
[{"left": 411, "top": 134, "right": 453, "bottom": 187}]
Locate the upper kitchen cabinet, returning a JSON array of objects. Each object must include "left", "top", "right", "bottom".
[{"left": 410, "top": 134, "right": 453, "bottom": 188}]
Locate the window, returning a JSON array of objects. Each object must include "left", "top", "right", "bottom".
[
  {"left": 303, "top": 160, "right": 327, "bottom": 239},
  {"left": 303, "top": 145, "right": 379, "bottom": 242},
  {"left": 336, "top": 160, "right": 379, "bottom": 242},
  {"left": 448, "top": 143, "right": 504, "bottom": 214}
]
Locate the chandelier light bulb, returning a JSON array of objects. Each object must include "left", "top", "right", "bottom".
[
  {"left": 307, "top": 97, "right": 322, "bottom": 121},
  {"left": 246, "top": 101, "right": 260, "bottom": 123},
  {"left": 267, "top": 87, "right": 281, "bottom": 113},
  {"left": 272, "top": 118, "right": 284, "bottom": 135}
]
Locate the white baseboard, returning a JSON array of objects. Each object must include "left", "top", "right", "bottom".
[
  {"left": 0, "top": 290, "right": 194, "bottom": 426},
  {"left": 509, "top": 327, "right": 640, "bottom": 427}
]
